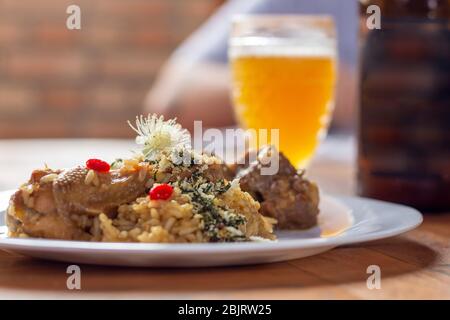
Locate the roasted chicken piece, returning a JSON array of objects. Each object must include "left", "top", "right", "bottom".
[
  {"left": 53, "top": 166, "right": 147, "bottom": 216},
  {"left": 7, "top": 166, "right": 147, "bottom": 240},
  {"left": 234, "top": 146, "right": 320, "bottom": 229}
]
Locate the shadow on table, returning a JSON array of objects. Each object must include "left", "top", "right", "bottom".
[{"left": 0, "top": 237, "right": 438, "bottom": 296}]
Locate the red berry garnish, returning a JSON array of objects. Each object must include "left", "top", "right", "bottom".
[
  {"left": 149, "top": 183, "right": 173, "bottom": 200},
  {"left": 86, "top": 158, "right": 110, "bottom": 173}
]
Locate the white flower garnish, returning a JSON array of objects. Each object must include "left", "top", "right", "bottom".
[{"left": 128, "top": 114, "right": 191, "bottom": 160}]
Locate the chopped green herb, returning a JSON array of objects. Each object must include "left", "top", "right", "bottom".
[
  {"left": 110, "top": 158, "right": 123, "bottom": 169},
  {"left": 174, "top": 171, "right": 246, "bottom": 242}
]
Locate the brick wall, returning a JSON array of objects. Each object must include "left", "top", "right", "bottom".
[{"left": 0, "top": 0, "right": 222, "bottom": 138}]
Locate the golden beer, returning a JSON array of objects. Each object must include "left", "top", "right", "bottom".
[{"left": 229, "top": 16, "right": 336, "bottom": 167}]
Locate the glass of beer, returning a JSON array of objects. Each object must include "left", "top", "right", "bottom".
[{"left": 229, "top": 15, "right": 337, "bottom": 168}]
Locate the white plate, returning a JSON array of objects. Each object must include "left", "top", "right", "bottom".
[{"left": 0, "top": 190, "right": 422, "bottom": 267}]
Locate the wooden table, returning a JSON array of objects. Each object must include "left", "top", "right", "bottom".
[{"left": 0, "top": 137, "right": 448, "bottom": 299}]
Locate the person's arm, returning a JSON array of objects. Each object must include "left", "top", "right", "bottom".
[
  {"left": 144, "top": 61, "right": 234, "bottom": 132},
  {"left": 144, "top": 0, "right": 258, "bottom": 132}
]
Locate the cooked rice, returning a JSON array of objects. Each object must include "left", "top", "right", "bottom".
[
  {"left": 84, "top": 169, "right": 96, "bottom": 185},
  {"left": 39, "top": 173, "right": 58, "bottom": 184},
  {"left": 90, "top": 172, "right": 276, "bottom": 243}
]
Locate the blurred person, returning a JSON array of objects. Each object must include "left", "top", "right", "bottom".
[{"left": 145, "top": 0, "right": 358, "bottom": 132}]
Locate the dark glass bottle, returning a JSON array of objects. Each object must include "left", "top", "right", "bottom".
[{"left": 358, "top": 0, "right": 450, "bottom": 211}]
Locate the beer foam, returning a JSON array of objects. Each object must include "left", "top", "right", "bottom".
[{"left": 229, "top": 36, "right": 336, "bottom": 58}]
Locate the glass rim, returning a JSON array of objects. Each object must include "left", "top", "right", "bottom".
[{"left": 230, "top": 14, "right": 336, "bottom": 40}]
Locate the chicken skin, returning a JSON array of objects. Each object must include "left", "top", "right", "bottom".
[{"left": 7, "top": 166, "right": 147, "bottom": 240}]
